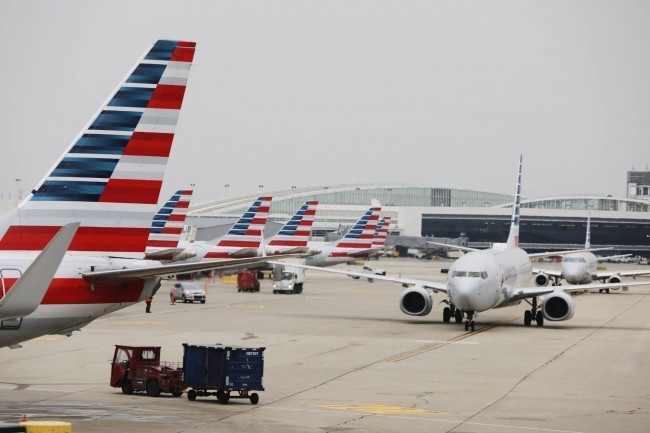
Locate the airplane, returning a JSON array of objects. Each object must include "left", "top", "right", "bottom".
[
  {"left": 266, "top": 200, "right": 319, "bottom": 255},
  {"left": 371, "top": 215, "right": 392, "bottom": 250},
  {"left": 145, "top": 189, "right": 195, "bottom": 262},
  {"left": 0, "top": 40, "right": 286, "bottom": 349},
  {"left": 281, "top": 156, "right": 650, "bottom": 331},
  {"left": 303, "top": 206, "right": 382, "bottom": 267},
  {"left": 533, "top": 213, "right": 650, "bottom": 293}
]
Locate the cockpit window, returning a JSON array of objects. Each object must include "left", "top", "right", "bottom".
[{"left": 453, "top": 271, "right": 487, "bottom": 279}]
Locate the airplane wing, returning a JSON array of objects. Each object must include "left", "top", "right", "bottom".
[
  {"left": 532, "top": 268, "right": 562, "bottom": 278},
  {"left": 595, "top": 254, "right": 631, "bottom": 262},
  {"left": 506, "top": 280, "right": 650, "bottom": 303},
  {"left": 427, "top": 241, "right": 478, "bottom": 253},
  {"left": 0, "top": 222, "right": 79, "bottom": 320},
  {"left": 528, "top": 247, "right": 612, "bottom": 259},
  {"left": 83, "top": 255, "right": 300, "bottom": 282},
  {"left": 270, "top": 261, "right": 449, "bottom": 294},
  {"left": 143, "top": 248, "right": 195, "bottom": 262},
  {"left": 593, "top": 269, "right": 650, "bottom": 279}
]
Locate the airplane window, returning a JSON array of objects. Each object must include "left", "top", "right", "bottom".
[
  {"left": 481, "top": 272, "right": 488, "bottom": 279},
  {"left": 454, "top": 271, "right": 467, "bottom": 277},
  {"left": 468, "top": 271, "right": 481, "bottom": 278}
]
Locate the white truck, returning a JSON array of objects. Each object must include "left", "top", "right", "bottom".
[{"left": 272, "top": 264, "right": 305, "bottom": 294}]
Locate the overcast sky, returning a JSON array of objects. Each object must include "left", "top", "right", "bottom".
[{"left": 1, "top": 1, "right": 649, "bottom": 205}]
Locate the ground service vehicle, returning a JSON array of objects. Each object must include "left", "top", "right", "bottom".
[
  {"left": 183, "top": 344, "right": 265, "bottom": 404},
  {"left": 272, "top": 265, "right": 305, "bottom": 294},
  {"left": 110, "top": 345, "right": 184, "bottom": 397},
  {"left": 237, "top": 270, "right": 260, "bottom": 292}
]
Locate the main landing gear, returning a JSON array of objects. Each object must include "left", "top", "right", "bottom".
[
  {"left": 442, "top": 303, "right": 464, "bottom": 324},
  {"left": 523, "top": 296, "right": 544, "bottom": 327}
]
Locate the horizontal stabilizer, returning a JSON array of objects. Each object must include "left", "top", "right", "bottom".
[{"left": 0, "top": 222, "right": 80, "bottom": 320}]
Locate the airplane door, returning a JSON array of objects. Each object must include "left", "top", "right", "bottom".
[{"left": 1, "top": 268, "right": 24, "bottom": 329}]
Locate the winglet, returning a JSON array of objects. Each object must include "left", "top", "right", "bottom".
[
  {"left": 506, "top": 155, "right": 523, "bottom": 248},
  {"left": 0, "top": 222, "right": 80, "bottom": 320}
]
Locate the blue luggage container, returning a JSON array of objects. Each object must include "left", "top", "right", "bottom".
[{"left": 182, "top": 344, "right": 265, "bottom": 404}]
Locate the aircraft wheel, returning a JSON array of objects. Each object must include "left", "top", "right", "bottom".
[
  {"left": 524, "top": 310, "right": 532, "bottom": 326},
  {"left": 605, "top": 288, "right": 610, "bottom": 294},
  {"left": 454, "top": 309, "right": 462, "bottom": 323},
  {"left": 535, "top": 311, "right": 544, "bottom": 327},
  {"left": 470, "top": 321, "right": 475, "bottom": 332},
  {"left": 443, "top": 307, "right": 451, "bottom": 323},
  {"left": 464, "top": 321, "right": 469, "bottom": 331}
]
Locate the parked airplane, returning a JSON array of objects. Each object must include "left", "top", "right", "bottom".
[
  {"left": 533, "top": 214, "right": 650, "bottom": 293},
  {"left": 266, "top": 201, "right": 319, "bottom": 255},
  {"left": 372, "top": 216, "right": 392, "bottom": 250},
  {"left": 0, "top": 40, "right": 280, "bottom": 349},
  {"left": 145, "top": 189, "right": 195, "bottom": 262},
  {"left": 284, "top": 156, "right": 650, "bottom": 331},
  {"left": 303, "top": 206, "right": 381, "bottom": 267}
]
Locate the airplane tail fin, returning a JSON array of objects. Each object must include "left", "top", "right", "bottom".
[
  {"left": 146, "top": 188, "right": 193, "bottom": 251},
  {"left": 267, "top": 201, "right": 318, "bottom": 254},
  {"left": 372, "top": 216, "right": 391, "bottom": 248},
  {"left": 209, "top": 196, "right": 272, "bottom": 257},
  {"left": 506, "top": 155, "right": 523, "bottom": 248},
  {"left": 585, "top": 211, "right": 591, "bottom": 250},
  {"left": 0, "top": 40, "right": 196, "bottom": 257},
  {"left": 333, "top": 206, "right": 381, "bottom": 251}
]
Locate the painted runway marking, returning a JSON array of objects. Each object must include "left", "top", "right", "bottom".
[
  {"left": 314, "top": 404, "right": 448, "bottom": 415},
  {"left": 387, "top": 314, "right": 521, "bottom": 362},
  {"left": 265, "top": 406, "right": 586, "bottom": 433}
]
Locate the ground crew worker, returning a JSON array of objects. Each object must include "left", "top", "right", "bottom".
[{"left": 145, "top": 297, "right": 153, "bottom": 313}]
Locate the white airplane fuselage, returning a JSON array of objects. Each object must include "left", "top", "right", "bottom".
[
  {"left": 447, "top": 245, "right": 532, "bottom": 313},
  {"left": 560, "top": 252, "right": 598, "bottom": 285},
  {"left": 0, "top": 254, "right": 160, "bottom": 348}
]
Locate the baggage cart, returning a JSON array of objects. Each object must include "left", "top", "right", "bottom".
[{"left": 182, "top": 344, "right": 265, "bottom": 404}]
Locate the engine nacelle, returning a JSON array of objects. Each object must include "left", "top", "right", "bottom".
[
  {"left": 172, "top": 249, "right": 197, "bottom": 262},
  {"left": 541, "top": 291, "right": 576, "bottom": 321},
  {"left": 399, "top": 286, "right": 433, "bottom": 316},
  {"left": 607, "top": 275, "right": 621, "bottom": 284},
  {"left": 535, "top": 273, "right": 550, "bottom": 287}
]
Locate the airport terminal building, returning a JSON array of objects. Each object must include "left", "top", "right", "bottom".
[{"left": 187, "top": 181, "right": 650, "bottom": 255}]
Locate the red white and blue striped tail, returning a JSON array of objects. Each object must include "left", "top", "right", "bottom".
[
  {"left": 146, "top": 188, "right": 193, "bottom": 253},
  {"left": 0, "top": 40, "right": 196, "bottom": 257},
  {"left": 372, "top": 216, "right": 391, "bottom": 248},
  {"left": 267, "top": 201, "right": 319, "bottom": 255},
  {"left": 331, "top": 206, "right": 381, "bottom": 252},
  {"left": 203, "top": 196, "right": 272, "bottom": 259}
]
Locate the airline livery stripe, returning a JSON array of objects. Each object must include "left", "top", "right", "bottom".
[
  {"left": 2, "top": 278, "right": 145, "bottom": 304},
  {"left": 71, "top": 134, "right": 131, "bottom": 155},
  {"left": 216, "top": 240, "right": 261, "bottom": 248},
  {"left": 127, "top": 63, "right": 166, "bottom": 84},
  {"left": 0, "top": 226, "right": 150, "bottom": 252},
  {"left": 161, "top": 227, "right": 183, "bottom": 235},
  {"left": 268, "top": 240, "right": 307, "bottom": 247},
  {"left": 98, "top": 179, "right": 162, "bottom": 204},
  {"left": 123, "top": 132, "right": 175, "bottom": 157},
  {"left": 147, "top": 240, "right": 179, "bottom": 247},
  {"left": 89, "top": 110, "right": 143, "bottom": 131},
  {"left": 147, "top": 84, "right": 187, "bottom": 109}
]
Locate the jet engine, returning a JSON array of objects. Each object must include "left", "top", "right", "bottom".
[
  {"left": 607, "top": 275, "right": 622, "bottom": 285},
  {"left": 535, "top": 273, "right": 550, "bottom": 287},
  {"left": 541, "top": 291, "right": 576, "bottom": 321},
  {"left": 399, "top": 286, "right": 433, "bottom": 316},
  {"left": 172, "top": 249, "right": 197, "bottom": 262}
]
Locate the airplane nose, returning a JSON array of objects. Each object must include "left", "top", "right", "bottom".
[{"left": 449, "top": 279, "right": 496, "bottom": 312}]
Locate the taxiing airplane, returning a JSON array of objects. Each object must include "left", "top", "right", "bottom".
[
  {"left": 533, "top": 214, "right": 650, "bottom": 293},
  {"left": 284, "top": 156, "right": 650, "bottom": 331},
  {"left": 0, "top": 40, "right": 282, "bottom": 349}
]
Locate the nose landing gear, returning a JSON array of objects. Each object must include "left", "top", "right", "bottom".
[{"left": 464, "top": 311, "right": 476, "bottom": 332}]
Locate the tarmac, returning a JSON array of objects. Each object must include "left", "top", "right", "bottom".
[{"left": 0, "top": 258, "right": 649, "bottom": 433}]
